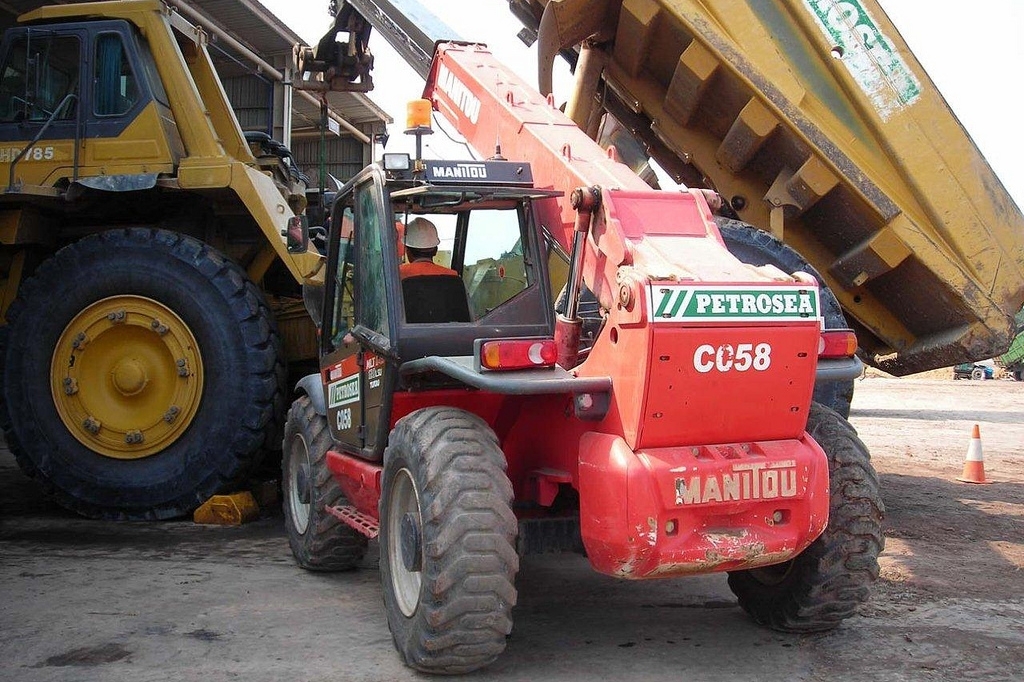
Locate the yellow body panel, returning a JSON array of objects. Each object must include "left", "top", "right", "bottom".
[
  {"left": 521, "top": 0, "right": 1024, "bottom": 373},
  {"left": 2, "top": 0, "right": 324, "bottom": 285}
]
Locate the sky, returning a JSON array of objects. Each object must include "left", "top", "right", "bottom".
[{"left": 257, "top": 0, "right": 1024, "bottom": 209}]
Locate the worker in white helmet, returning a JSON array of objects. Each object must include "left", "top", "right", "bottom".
[{"left": 400, "top": 217, "right": 458, "bottom": 280}]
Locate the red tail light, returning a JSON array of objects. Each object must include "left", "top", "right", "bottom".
[
  {"left": 819, "top": 329, "right": 858, "bottom": 358},
  {"left": 479, "top": 338, "right": 558, "bottom": 371}
]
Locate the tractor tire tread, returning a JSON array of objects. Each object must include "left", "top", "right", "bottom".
[
  {"left": 283, "top": 396, "right": 367, "bottom": 571},
  {"left": 727, "top": 402, "right": 884, "bottom": 632},
  {"left": 0, "top": 228, "right": 284, "bottom": 520},
  {"left": 382, "top": 407, "right": 518, "bottom": 674}
]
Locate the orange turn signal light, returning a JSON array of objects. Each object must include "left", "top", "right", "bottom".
[
  {"left": 479, "top": 338, "right": 558, "bottom": 371},
  {"left": 818, "top": 329, "right": 858, "bottom": 358}
]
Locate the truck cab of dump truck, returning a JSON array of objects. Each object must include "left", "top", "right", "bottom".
[{"left": 0, "top": 20, "right": 178, "bottom": 188}]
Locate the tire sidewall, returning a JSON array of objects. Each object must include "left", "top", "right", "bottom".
[
  {"left": 282, "top": 398, "right": 318, "bottom": 563},
  {"left": 3, "top": 229, "right": 270, "bottom": 517},
  {"left": 379, "top": 436, "right": 425, "bottom": 655},
  {"left": 281, "top": 396, "right": 367, "bottom": 570}
]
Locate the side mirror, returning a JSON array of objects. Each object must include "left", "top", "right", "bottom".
[{"left": 286, "top": 215, "right": 309, "bottom": 253}]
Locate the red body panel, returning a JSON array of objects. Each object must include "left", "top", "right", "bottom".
[
  {"left": 577, "top": 432, "right": 829, "bottom": 578},
  {"left": 323, "top": 42, "right": 838, "bottom": 580},
  {"left": 326, "top": 452, "right": 382, "bottom": 520},
  {"left": 640, "top": 323, "right": 818, "bottom": 448}
]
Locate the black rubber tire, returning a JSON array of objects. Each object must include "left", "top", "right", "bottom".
[
  {"left": 0, "top": 228, "right": 286, "bottom": 520},
  {"left": 727, "top": 402, "right": 884, "bottom": 632},
  {"left": 282, "top": 396, "right": 367, "bottom": 570},
  {"left": 970, "top": 367, "right": 985, "bottom": 381},
  {"left": 1015, "top": 368, "right": 1023, "bottom": 382},
  {"left": 717, "top": 218, "right": 854, "bottom": 417},
  {"left": 379, "top": 407, "right": 518, "bottom": 674}
]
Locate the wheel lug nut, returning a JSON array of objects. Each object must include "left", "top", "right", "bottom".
[
  {"left": 82, "top": 416, "right": 101, "bottom": 434},
  {"left": 163, "top": 405, "right": 181, "bottom": 423},
  {"left": 63, "top": 378, "right": 79, "bottom": 395},
  {"left": 124, "top": 430, "right": 144, "bottom": 445}
]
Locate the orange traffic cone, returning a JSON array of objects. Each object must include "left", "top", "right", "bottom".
[{"left": 957, "top": 424, "right": 993, "bottom": 484}]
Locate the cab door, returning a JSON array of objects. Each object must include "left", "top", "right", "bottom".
[
  {"left": 321, "top": 167, "right": 398, "bottom": 459},
  {"left": 0, "top": 26, "right": 85, "bottom": 185}
]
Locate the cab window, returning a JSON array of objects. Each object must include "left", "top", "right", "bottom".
[
  {"left": 329, "top": 206, "right": 355, "bottom": 350},
  {"left": 0, "top": 34, "right": 80, "bottom": 123},
  {"left": 94, "top": 33, "right": 138, "bottom": 116},
  {"left": 355, "top": 182, "right": 390, "bottom": 337},
  {"left": 462, "top": 208, "right": 530, "bottom": 319}
]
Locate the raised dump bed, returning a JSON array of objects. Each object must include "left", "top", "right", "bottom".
[{"left": 510, "top": 0, "right": 1024, "bottom": 374}]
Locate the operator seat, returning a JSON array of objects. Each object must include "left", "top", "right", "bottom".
[{"left": 402, "top": 275, "right": 472, "bottom": 324}]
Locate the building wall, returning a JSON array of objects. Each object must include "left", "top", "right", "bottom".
[
  {"left": 291, "top": 136, "right": 366, "bottom": 189},
  {"left": 223, "top": 70, "right": 373, "bottom": 186},
  {"left": 223, "top": 75, "right": 274, "bottom": 135}
]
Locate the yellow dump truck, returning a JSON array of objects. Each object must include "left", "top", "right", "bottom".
[
  {"left": 0, "top": 0, "right": 325, "bottom": 519},
  {"left": 508, "top": 0, "right": 1024, "bottom": 384}
]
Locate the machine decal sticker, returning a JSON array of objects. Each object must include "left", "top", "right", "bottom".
[
  {"left": 649, "top": 285, "right": 820, "bottom": 323},
  {"left": 803, "top": 0, "right": 921, "bottom": 119},
  {"left": 327, "top": 374, "right": 360, "bottom": 408},
  {"left": 428, "top": 162, "right": 488, "bottom": 180},
  {"left": 693, "top": 342, "right": 772, "bottom": 373},
  {"left": 436, "top": 63, "right": 481, "bottom": 125},
  {"left": 675, "top": 460, "right": 800, "bottom": 505},
  {"left": 0, "top": 145, "right": 55, "bottom": 162},
  {"left": 365, "top": 354, "right": 384, "bottom": 390}
]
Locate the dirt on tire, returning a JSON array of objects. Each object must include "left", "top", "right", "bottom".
[
  {"left": 282, "top": 396, "right": 367, "bottom": 571},
  {"left": 379, "top": 407, "right": 519, "bottom": 675}
]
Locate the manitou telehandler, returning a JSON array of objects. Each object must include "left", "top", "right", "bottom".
[{"left": 282, "top": 0, "right": 881, "bottom": 673}]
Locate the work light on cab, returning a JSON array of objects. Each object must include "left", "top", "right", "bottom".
[
  {"left": 478, "top": 338, "right": 558, "bottom": 371},
  {"left": 819, "top": 329, "right": 858, "bottom": 358}
]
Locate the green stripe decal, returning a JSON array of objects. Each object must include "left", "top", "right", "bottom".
[
  {"left": 804, "top": 0, "right": 921, "bottom": 120},
  {"left": 649, "top": 285, "right": 820, "bottom": 323},
  {"left": 328, "top": 375, "right": 360, "bottom": 408}
]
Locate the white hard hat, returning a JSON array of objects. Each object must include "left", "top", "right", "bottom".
[{"left": 404, "top": 217, "right": 440, "bottom": 249}]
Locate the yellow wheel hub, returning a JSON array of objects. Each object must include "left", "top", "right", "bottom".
[{"left": 50, "top": 295, "right": 204, "bottom": 460}]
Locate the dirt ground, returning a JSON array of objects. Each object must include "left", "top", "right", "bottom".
[
  {"left": 1, "top": 376, "right": 1022, "bottom": 681},
  {"left": 849, "top": 375, "right": 1024, "bottom": 679}
]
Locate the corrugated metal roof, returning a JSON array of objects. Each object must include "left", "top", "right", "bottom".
[{"left": 0, "top": 0, "right": 391, "bottom": 128}]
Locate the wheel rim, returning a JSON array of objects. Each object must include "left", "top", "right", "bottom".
[
  {"left": 287, "top": 432, "right": 312, "bottom": 535},
  {"left": 387, "top": 467, "right": 422, "bottom": 618},
  {"left": 50, "top": 295, "right": 204, "bottom": 460}
]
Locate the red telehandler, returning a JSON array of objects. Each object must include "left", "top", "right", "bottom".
[{"left": 284, "top": 0, "right": 882, "bottom": 673}]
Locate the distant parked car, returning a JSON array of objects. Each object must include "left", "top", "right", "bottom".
[{"left": 954, "top": 363, "right": 994, "bottom": 380}]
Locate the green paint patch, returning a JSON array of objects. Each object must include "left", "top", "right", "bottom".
[{"left": 805, "top": 0, "right": 921, "bottom": 119}]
